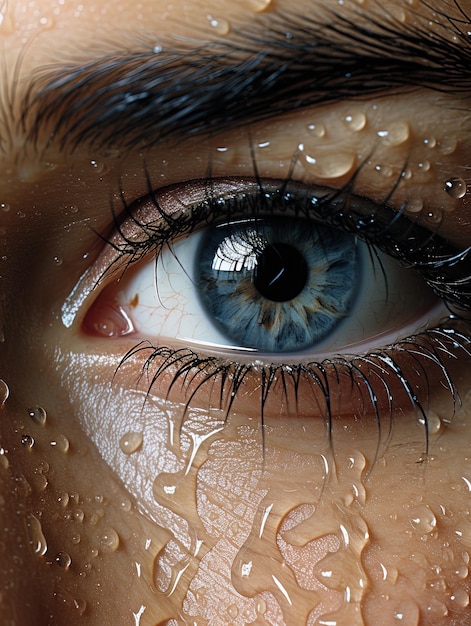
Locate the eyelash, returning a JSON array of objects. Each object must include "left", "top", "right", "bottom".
[{"left": 99, "top": 164, "right": 471, "bottom": 451}]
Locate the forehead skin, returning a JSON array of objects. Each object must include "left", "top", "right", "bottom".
[{"left": 1, "top": 1, "right": 471, "bottom": 626}]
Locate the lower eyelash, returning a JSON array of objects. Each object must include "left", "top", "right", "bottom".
[{"left": 114, "top": 317, "right": 471, "bottom": 455}]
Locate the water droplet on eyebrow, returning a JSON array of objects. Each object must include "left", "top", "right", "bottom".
[
  {"left": 206, "top": 15, "right": 230, "bottom": 35},
  {"left": 0, "top": 379, "right": 9, "bottom": 406},
  {"left": 119, "top": 431, "right": 143, "bottom": 455},
  {"left": 28, "top": 406, "right": 47, "bottom": 426},
  {"left": 444, "top": 177, "right": 467, "bottom": 199}
]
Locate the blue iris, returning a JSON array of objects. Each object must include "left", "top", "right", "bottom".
[{"left": 196, "top": 218, "right": 359, "bottom": 352}]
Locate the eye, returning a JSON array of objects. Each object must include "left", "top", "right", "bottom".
[{"left": 82, "top": 183, "right": 445, "bottom": 359}]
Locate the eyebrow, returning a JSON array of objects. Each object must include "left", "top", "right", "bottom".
[{"left": 21, "top": 9, "right": 471, "bottom": 152}]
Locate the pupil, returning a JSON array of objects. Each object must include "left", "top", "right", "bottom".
[{"left": 253, "top": 243, "right": 308, "bottom": 302}]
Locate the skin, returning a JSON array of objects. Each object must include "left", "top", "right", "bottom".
[{"left": 1, "top": 0, "right": 471, "bottom": 624}]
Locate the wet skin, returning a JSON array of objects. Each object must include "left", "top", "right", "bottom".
[{"left": 1, "top": 0, "right": 471, "bottom": 624}]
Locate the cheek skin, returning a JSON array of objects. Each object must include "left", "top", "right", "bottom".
[{"left": 38, "top": 341, "right": 471, "bottom": 626}]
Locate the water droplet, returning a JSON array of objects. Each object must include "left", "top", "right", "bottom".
[
  {"left": 256, "top": 596, "right": 267, "bottom": 615},
  {"left": 73, "top": 509, "right": 84, "bottom": 523},
  {"left": 39, "top": 15, "right": 55, "bottom": 29},
  {"left": 120, "top": 498, "right": 132, "bottom": 512},
  {"left": 444, "top": 177, "right": 467, "bottom": 199},
  {"left": 50, "top": 433, "right": 69, "bottom": 453},
  {"left": 21, "top": 434, "right": 35, "bottom": 449},
  {"left": 119, "top": 431, "right": 143, "bottom": 455},
  {"left": 0, "top": 202, "right": 9, "bottom": 212},
  {"left": 26, "top": 514, "right": 47, "bottom": 556},
  {"left": 99, "top": 528, "right": 120, "bottom": 552},
  {"left": 71, "top": 532, "right": 81, "bottom": 545},
  {"left": 438, "top": 137, "right": 457, "bottom": 155},
  {"left": 248, "top": 0, "right": 272, "bottom": 10},
  {"left": 406, "top": 196, "right": 423, "bottom": 213},
  {"left": 377, "top": 121, "right": 410, "bottom": 146},
  {"left": 0, "top": 447, "right": 9, "bottom": 469},
  {"left": 58, "top": 492, "right": 69, "bottom": 507},
  {"left": 343, "top": 112, "right": 366, "bottom": 131},
  {"left": 227, "top": 604, "right": 239, "bottom": 619},
  {"left": 299, "top": 145, "right": 355, "bottom": 178},
  {"left": 307, "top": 123, "right": 326, "bottom": 138},
  {"left": 426, "top": 210, "right": 442, "bottom": 224},
  {"left": 55, "top": 551, "right": 72, "bottom": 569},
  {"left": 53, "top": 256, "right": 63, "bottom": 266},
  {"left": 409, "top": 504, "right": 437, "bottom": 534},
  {"left": 28, "top": 406, "right": 47, "bottom": 426},
  {"left": 451, "top": 588, "right": 469, "bottom": 608},
  {"left": 207, "top": 15, "right": 230, "bottom": 35},
  {"left": 393, "top": 599, "right": 420, "bottom": 624},
  {"left": 0, "top": 380, "right": 9, "bottom": 407},
  {"left": 417, "top": 160, "right": 430, "bottom": 172}
]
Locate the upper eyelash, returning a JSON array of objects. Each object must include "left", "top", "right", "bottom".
[{"left": 106, "top": 167, "right": 471, "bottom": 312}]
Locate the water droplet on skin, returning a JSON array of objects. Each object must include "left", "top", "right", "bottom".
[
  {"left": 451, "top": 588, "right": 469, "bottom": 608},
  {"left": 409, "top": 504, "right": 437, "bottom": 534},
  {"left": 73, "top": 509, "right": 84, "bottom": 523},
  {"left": 119, "top": 431, "right": 143, "bottom": 455},
  {"left": 58, "top": 492, "right": 69, "bottom": 507},
  {"left": 55, "top": 551, "right": 72, "bottom": 569},
  {"left": 419, "top": 411, "right": 442, "bottom": 435},
  {"left": 120, "top": 498, "right": 132, "bottom": 512},
  {"left": 53, "top": 256, "right": 63, "bottom": 266},
  {"left": 99, "top": 528, "right": 120, "bottom": 552},
  {"left": 0, "top": 447, "right": 9, "bottom": 469},
  {"left": 0, "top": 202, "right": 9, "bottom": 212},
  {"left": 21, "top": 434, "right": 35, "bottom": 449},
  {"left": 26, "top": 514, "right": 47, "bottom": 556},
  {"left": 71, "top": 532, "right": 81, "bottom": 545},
  {"left": 299, "top": 145, "right": 355, "bottom": 178},
  {"left": 438, "top": 137, "right": 457, "bottom": 155},
  {"left": 377, "top": 121, "right": 410, "bottom": 146},
  {"left": 406, "top": 196, "right": 423, "bottom": 214},
  {"left": 227, "top": 604, "right": 239, "bottom": 619},
  {"left": 207, "top": 15, "right": 230, "bottom": 35},
  {"left": 28, "top": 406, "right": 47, "bottom": 426},
  {"left": 248, "top": 0, "right": 272, "bottom": 11},
  {"left": 393, "top": 599, "right": 420, "bottom": 624},
  {"left": 444, "top": 177, "right": 467, "bottom": 199},
  {"left": 344, "top": 112, "right": 366, "bottom": 131},
  {"left": 307, "top": 123, "right": 326, "bottom": 138},
  {"left": 256, "top": 596, "right": 267, "bottom": 615},
  {"left": 50, "top": 433, "right": 69, "bottom": 453},
  {"left": 426, "top": 210, "right": 442, "bottom": 224},
  {"left": 0, "top": 379, "right": 9, "bottom": 406}
]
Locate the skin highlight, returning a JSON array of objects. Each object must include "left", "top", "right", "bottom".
[{"left": 1, "top": 1, "right": 471, "bottom": 625}]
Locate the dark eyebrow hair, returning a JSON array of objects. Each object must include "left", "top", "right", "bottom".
[{"left": 21, "top": 8, "right": 471, "bottom": 152}]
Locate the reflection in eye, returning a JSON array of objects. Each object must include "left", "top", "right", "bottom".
[{"left": 94, "top": 214, "right": 442, "bottom": 356}]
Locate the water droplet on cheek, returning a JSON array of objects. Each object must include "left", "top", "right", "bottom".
[
  {"left": 444, "top": 177, "right": 467, "bottom": 199},
  {"left": 50, "top": 433, "right": 69, "bottom": 454},
  {"left": 55, "top": 551, "right": 72, "bottom": 569},
  {"left": 21, "top": 434, "right": 35, "bottom": 449},
  {"left": 119, "top": 431, "right": 143, "bottom": 455},
  {"left": 408, "top": 504, "right": 437, "bottom": 534},
  {"left": 28, "top": 406, "right": 47, "bottom": 426},
  {"left": 26, "top": 514, "right": 48, "bottom": 556},
  {"left": 99, "top": 527, "right": 120, "bottom": 552}
]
